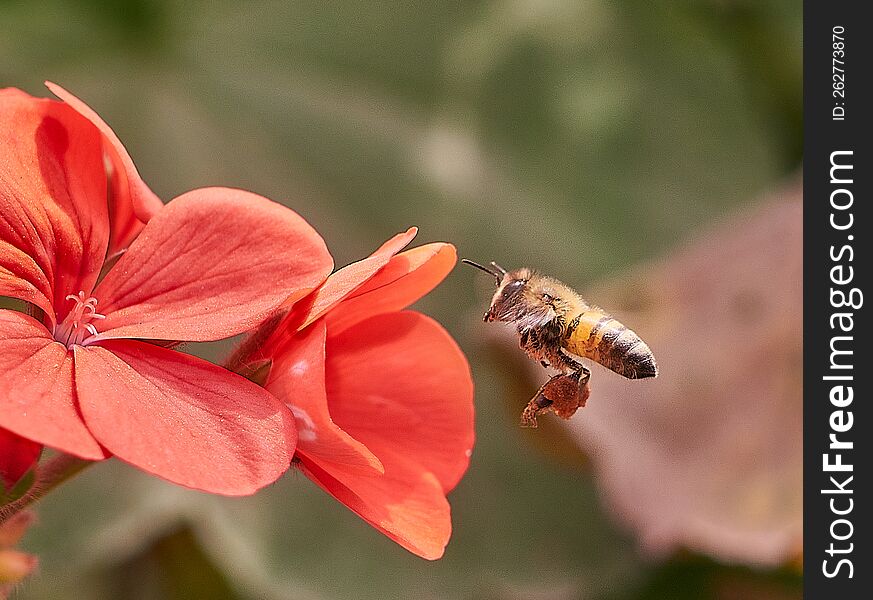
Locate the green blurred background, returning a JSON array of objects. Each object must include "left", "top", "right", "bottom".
[{"left": 3, "top": 0, "right": 801, "bottom": 598}]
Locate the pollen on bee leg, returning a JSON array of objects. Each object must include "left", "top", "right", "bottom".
[
  {"left": 550, "top": 373, "right": 589, "bottom": 420},
  {"left": 521, "top": 372, "right": 589, "bottom": 427}
]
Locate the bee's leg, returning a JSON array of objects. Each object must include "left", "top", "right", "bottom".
[
  {"left": 518, "top": 330, "right": 537, "bottom": 362},
  {"left": 519, "top": 329, "right": 531, "bottom": 350},
  {"left": 520, "top": 389, "right": 553, "bottom": 428},
  {"left": 554, "top": 349, "right": 584, "bottom": 373},
  {"left": 577, "top": 367, "right": 591, "bottom": 387},
  {"left": 575, "top": 365, "right": 591, "bottom": 389}
]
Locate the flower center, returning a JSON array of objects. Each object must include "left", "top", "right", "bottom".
[{"left": 53, "top": 291, "right": 106, "bottom": 348}]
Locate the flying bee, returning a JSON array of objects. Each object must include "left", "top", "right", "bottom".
[{"left": 464, "top": 260, "right": 658, "bottom": 427}]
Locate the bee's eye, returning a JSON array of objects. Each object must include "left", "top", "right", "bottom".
[
  {"left": 501, "top": 279, "right": 525, "bottom": 300},
  {"left": 542, "top": 293, "right": 553, "bottom": 303}
]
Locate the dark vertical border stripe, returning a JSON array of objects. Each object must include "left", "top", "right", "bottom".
[{"left": 804, "top": 2, "right": 871, "bottom": 597}]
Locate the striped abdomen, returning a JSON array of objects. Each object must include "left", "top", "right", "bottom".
[{"left": 564, "top": 310, "right": 658, "bottom": 379}]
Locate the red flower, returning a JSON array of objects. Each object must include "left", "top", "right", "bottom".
[
  {"left": 257, "top": 228, "right": 474, "bottom": 559},
  {"left": 0, "top": 429, "right": 40, "bottom": 496},
  {"left": 0, "top": 85, "right": 333, "bottom": 495}
]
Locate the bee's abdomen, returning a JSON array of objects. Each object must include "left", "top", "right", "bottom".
[
  {"left": 596, "top": 327, "right": 658, "bottom": 379},
  {"left": 566, "top": 311, "right": 658, "bottom": 379}
]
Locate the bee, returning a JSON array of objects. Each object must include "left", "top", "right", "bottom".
[{"left": 464, "top": 260, "right": 657, "bottom": 427}]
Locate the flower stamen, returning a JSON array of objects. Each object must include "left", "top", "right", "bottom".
[{"left": 53, "top": 292, "right": 106, "bottom": 348}]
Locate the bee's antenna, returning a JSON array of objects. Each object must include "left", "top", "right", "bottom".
[
  {"left": 461, "top": 259, "right": 503, "bottom": 285},
  {"left": 489, "top": 262, "right": 507, "bottom": 276}
]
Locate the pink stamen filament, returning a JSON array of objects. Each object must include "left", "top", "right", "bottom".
[{"left": 53, "top": 291, "right": 106, "bottom": 348}]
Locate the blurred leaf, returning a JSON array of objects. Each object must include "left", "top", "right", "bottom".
[
  {"left": 604, "top": 554, "right": 801, "bottom": 600},
  {"left": 106, "top": 526, "right": 241, "bottom": 600}
]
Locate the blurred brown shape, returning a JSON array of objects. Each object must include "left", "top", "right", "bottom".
[
  {"left": 562, "top": 179, "right": 802, "bottom": 567},
  {"left": 0, "top": 511, "right": 38, "bottom": 597}
]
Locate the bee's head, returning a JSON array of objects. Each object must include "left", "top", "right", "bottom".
[{"left": 462, "top": 260, "right": 533, "bottom": 323}]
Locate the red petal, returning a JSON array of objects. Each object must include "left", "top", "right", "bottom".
[
  {"left": 292, "top": 227, "right": 417, "bottom": 331},
  {"left": 325, "top": 243, "right": 456, "bottom": 335},
  {"left": 301, "top": 456, "right": 451, "bottom": 560},
  {"left": 74, "top": 340, "right": 296, "bottom": 495},
  {"left": 263, "top": 228, "right": 416, "bottom": 354},
  {"left": 0, "top": 88, "right": 109, "bottom": 323},
  {"left": 0, "top": 428, "right": 42, "bottom": 492},
  {"left": 265, "top": 321, "right": 383, "bottom": 478},
  {"left": 92, "top": 187, "right": 333, "bottom": 342},
  {"left": 45, "top": 82, "right": 164, "bottom": 256},
  {"left": 0, "top": 310, "right": 105, "bottom": 459},
  {"left": 326, "top": 311, "right": 474, "bottom": 492}
]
